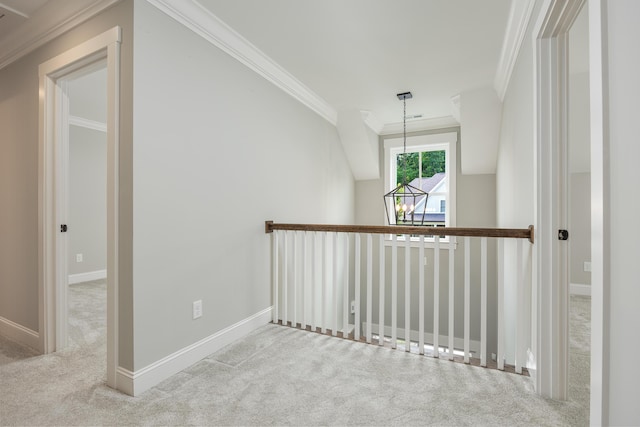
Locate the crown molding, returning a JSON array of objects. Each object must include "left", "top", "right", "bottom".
[
  {"left": 0, "top": 0, "right": 121, "bottom": 71},
  {"left": 69, "top": 115, "right": 107, "bottom": 132},
  {"left": 493, "top": 0, "right": 536, "bottom": 101},
  {"left": 380, "top": 116, "right": 459, "bottom": 135},
  {"left": 450, "top": 94, "right": 461, "bottom": 123},
  {"left": 147, "top": 0, "right": 338, "bottom": 126},
  {"left": 360, "top": 110, "right": 384, "bottom": 135}
]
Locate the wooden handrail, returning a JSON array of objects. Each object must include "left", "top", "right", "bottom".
[{"left": 265, "top": 221, "right": 534, "bottom": 244}]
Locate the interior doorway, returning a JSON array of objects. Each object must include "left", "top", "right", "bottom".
[
  {"left": 63, "top": 63, "right": 108, "bottom": 351},
  {"left": 38, "top": 27, "right": 121, "bottom": 389}
]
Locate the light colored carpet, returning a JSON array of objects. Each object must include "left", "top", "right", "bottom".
[{"left": 0, "top": 283, "right": 590, "bottom": 426}]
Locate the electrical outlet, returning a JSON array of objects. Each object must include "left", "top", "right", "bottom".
[
  {"left": 491, "top": 353, "right": 497, "bottom": 362},
  {"left": 424, "top": 256, "right": 428, "bottom": 266},
  {"left": 76, "top": 253, "right": 83, "bottom": 263},
  {"left": 584, "top": 261, "right": 591, "bottom": 272},
  {"left": 350, "top": 300, "right": 355, "bottom": 314},
  {"left": 193, "top": 300, "right": 202, "bottom": 319}
]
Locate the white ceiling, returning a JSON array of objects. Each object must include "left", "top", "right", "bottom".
[
  {"left": 1, "top": 0, "right": 513, "bottom": 129},
  {"left": 0, "top": 0, "right": 48, "bottom": 41},
  {"left": 199, "top": 0, "right": 512, "bottom": 126}
]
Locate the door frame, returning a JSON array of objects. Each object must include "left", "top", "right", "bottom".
[
  {"left": 533, "top": 0, "right": 585, "bottom": 401},
  {"left": 38, "top": 27, "right": 121, "bottom": 388}
]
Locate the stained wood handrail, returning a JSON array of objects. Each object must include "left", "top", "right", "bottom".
[{"left": 265, "top": 221, "right": 534, "bottom": 244}]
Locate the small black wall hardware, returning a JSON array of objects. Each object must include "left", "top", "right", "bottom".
[
  {"left": 558, "top": 229, "right": 569, "bottom": 240},
  {"left": 61, "top": 224, "right": 68, "bottom": 232}
]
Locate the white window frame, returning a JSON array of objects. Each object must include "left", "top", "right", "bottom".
[{"left": 383, "top": 131, "right": 457, "bottom": 246}]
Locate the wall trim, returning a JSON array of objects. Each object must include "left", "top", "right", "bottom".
[
  {"left": 380, "top": 116, "right": 459, "bottom": 135},
  {"left": 494, "top": 0, "right": 536, "bottom": 101},
  {"left": 570, "top": 283, "right": 591, "bottom": 296},
  {"left": 0, "top": 0, "right": 121, "bottom": 71},
  {"left": 68, "top": 269, "right": 107, "bottom": 284},
  {"left": 69, "top": 115, "right": 107, "bottom": 132},
  {"left": 116, "top": 306, "right": 273, "bottom": 396},
  {"left": 0, "top": 316, "right": 40, "bottom": 352},
  {"left": 146, "top": 0, "right": 337, "bottom": 126}
]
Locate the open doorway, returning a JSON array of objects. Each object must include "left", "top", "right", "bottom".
[
  {"left": 64, "top": 64, "right": 108, "bottom": 351},
  {"left": 38, "top": 27, "right": 121, "bottom": 389}
]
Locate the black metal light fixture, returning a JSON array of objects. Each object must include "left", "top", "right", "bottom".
[{"left": 384, "top": 92, "right": 428, "bottom": 226}]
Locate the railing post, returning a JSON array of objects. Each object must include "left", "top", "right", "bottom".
[{"left": 273, "top": 230, "right": 279, "bottom": 324}]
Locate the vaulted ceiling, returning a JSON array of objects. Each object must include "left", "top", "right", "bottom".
[
  {"left": 1, "top": 0, "right": 513, "bottom": 129},
  {"left": 199, "top": 0, "right": 511, "bottom": 127}
]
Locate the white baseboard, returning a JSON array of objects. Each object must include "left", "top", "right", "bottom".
[
  {"left": 116, "top": 306, "right": 273, "bottom": 396},
  {"left": 364, "top": 322, "right": 481, "bottom": 355},
  {"left": 0, "top": 316, "right": 40, "bottom": 352},
  {"left": 570, "top": 283, "right": 591, "bottom": 296},
  {"left": 68, "top": 269, "right": 107, "bottom": 284}
]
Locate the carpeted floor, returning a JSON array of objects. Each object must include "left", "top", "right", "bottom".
[{"left": 0, "top": 282, "right": 590, "bottom": 426}]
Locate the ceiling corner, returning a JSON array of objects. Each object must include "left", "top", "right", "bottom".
[{"left": 493, "top": 0, "right": 536, "bottom": 101}]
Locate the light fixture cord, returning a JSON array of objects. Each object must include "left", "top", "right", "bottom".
[{"left": 403, "top": 96, "right": 407, "bottom": 185}]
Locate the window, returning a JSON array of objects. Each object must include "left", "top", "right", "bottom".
[{"left": 384, "top": 131, "right": 457, "bottom": 241}]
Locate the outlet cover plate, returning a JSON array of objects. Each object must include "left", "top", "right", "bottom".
[{"left": 193, "top": 300, "right": 202, "bottom": 319}]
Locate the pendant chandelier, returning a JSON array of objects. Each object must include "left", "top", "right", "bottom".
[{"left": 384, "top": 92, "right": 428, "bottom": 226}]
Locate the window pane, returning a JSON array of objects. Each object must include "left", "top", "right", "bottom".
[
  {"left": 421, "top": 150, "right": 446, "bottom": 178},
  {"left": 396, "top": 152, "right": 419, "bottom": 184}
]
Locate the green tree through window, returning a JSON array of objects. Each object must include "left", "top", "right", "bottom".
[{"left": 396, "top": 151, "right": 446, "bottom": 184}]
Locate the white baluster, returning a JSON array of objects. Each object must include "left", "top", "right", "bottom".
[
  {"left": 332, "top": 232, "right": 338, "bottom": 336},
  {"left": 283, "top": 231, "right": 288, "bottom": 326},
  {"left": 405, "top": 234, "right": 411, "bottom": 352},
  {"left": 379, "top": 234, "right": 385, "bottom": 346},
  {"left": 355, "top": 234, "right": 361, "bottom": 340},
  {"left": 366, "top": 234, "right": 373, "bottom": 344},
  {"left": 448, "top": 238, "right": 455, "bottom": 360},
  {"left": 464, "top": 236, "right": 470, "bottom": 363},
  {"left": 391, "top": 234, "right": 398, "bottom": 349},
  {"left": 293, "top": 231, "right": 297, "bottom": 328},
  {"left": 321, "top": 232, "right": 326, "bottom": 334},
  {"left": 516, "top": 238, "right": 524, "bottom": 374},
  {"left": 419, "top": 235, "right": 425, "bottom": 355},
  {"left": 498, "top": 238, "right": 505, "bottom": 370},
  {"left": 481, "top": 237, "right": 487, "bottom": 367},
  {"left": 311, "top": 232, "right": 316, "bottom": 332},
  {"left": 302, "top": 231, "right": 307, "bottom": 330},
  {"left": 343, "top": 233, "right": 349, "bottom": 337},
  {"left": 433, "top": 235, "right": 440, "bottom": 358}
]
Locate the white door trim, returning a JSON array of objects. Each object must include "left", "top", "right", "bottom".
[
  {"left": 532, "top": 0, "right": 584, "bottom": 400},
  {"left": 38, "top": 26, "right": 121, "bottom": 389},
  {"left": 587, "top": 1, "right": 608, "bottom": 424}
]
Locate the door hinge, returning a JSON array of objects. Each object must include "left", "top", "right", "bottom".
[
  {"left": 60, "top": 224, "right": 68, "bottom": 233},
  {"left": 558, "top": 229, "right": 568, "bottom": 241}
]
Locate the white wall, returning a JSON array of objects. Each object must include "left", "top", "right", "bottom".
[
  {"left": 494, "top": 0, "right": 540, "bottom": 366},
  {"left": 602, "top": 0, "right": 640, "bottom": 423},
  {"left": 131, "top": 1, "right": 354, "bottom": 370},
  {"left": 68, "top": 126, "right": 107, "bottom": 276}
]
